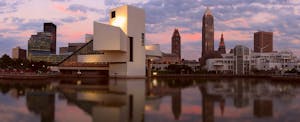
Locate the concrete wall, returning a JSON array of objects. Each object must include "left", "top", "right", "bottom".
[
  {"left": 93, "top": 22, "right": 128, "bottom": 52},
  {"left": 109, "top": 63, "right": 127, "bottom": 77},
  {"left": 125, "top": 6, "right": 146, "bottom": 77},
  {"left": 78, "top": 53, "right": 128, "bottom": 63}
]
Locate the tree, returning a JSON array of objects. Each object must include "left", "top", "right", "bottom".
[
  {"left": 0, "top": 54, "right": 13, "bottom": 69},
  {"left": 167, "top": 64, "right": 193, "bottom": 74}
]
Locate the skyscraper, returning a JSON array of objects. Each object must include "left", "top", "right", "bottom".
[
  {"left": 44, "top": 23, "right": 57, "bottom": 54},
  {"left": 218, "top": 33, "right": 226, "bottom": 54},
  {"left": 254, "top": 31, "right": 273, "bottom": 53},
  {"left": 171, "top": 29, "right": 181, "bottom": 60},
  {"left": 202, "top": 7, "right": 214, "bottom": 57}
]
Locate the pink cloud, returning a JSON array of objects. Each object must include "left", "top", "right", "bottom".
[
  {"left": 147, "top": 31, "right": 172, "bottom": 44},
  {"left": 52, "top": 3, "right": 84, "bottom": 16},
  {"left": 147, "top": 27, "right": 201, "bottom": 45},
  {"left": 222, "top": 18, "right": 250, "bottom": 28},
  {"left": 215, "top": 31, "right": 251, "bottom": 42}
]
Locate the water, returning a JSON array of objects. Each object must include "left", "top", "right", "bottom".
[{"left": 0, "top": 78, "right": 299, "bottom": 122}]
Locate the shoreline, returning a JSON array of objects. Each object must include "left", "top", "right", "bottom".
[{"left": 0, "top": 73, "right": 299, "bottom": 81}]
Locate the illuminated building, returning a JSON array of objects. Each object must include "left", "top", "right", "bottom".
[
  {"left": 202, "top": 7, "right": 214, "bottom": 57},
  {"left": 58, "top": 5, "right": 146, "bottom": 78}
]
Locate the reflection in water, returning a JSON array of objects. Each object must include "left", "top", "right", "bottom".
[
  {"left": 58, "top": 78, "right": 145, "bottom": 122},
  {"left": 145, "top": 78, "right": 300, "bottom": 122},
  {"left": 253, "top": 99, "right": 273, "bottom": 118},
  {"left": 171, "top": 88, "right": 181, "bottom": 120},
  {"left": 0, "top": 78, "right": 300, "bottom": 122},
  {"left": 199, "top": 85, "right": 225, "bottom": 122},
  {"left": 26, "top": 91, "right": 55, "bottom": 122}
]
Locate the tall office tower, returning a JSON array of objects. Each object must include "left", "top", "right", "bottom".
[
  {"left": 254, "top": 31, "right": 273, "bottom": 53},
  {"left": 171, "top": 29, "right": 181, "bottom": 60},
  {"left": 44, "top": 23, "right": 57, "bottom": 54},
  {"left": 202, "top": 7, "right": 214, "bottom": 57},
  {"left": 218, "top": 33, "right": 226, "bottom": 54}
]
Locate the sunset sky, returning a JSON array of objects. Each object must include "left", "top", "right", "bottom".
[{"left": 0, "top": 0, "right": 300, "bottom": 60}]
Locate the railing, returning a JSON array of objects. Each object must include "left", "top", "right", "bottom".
[{"left": 60, "top": 63, "right": 109, "bottom": 67}]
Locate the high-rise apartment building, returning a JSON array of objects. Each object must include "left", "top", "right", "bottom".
[
  {"left": 12, "top": 46, "right": 27, "bottom": 60},
  {"left": 171, "top": 29, "right": 181, "bottom": 60},
  {"left": 44, "top": 23, "right": 57, "bottom": 54},
  {"left": 202, "top": 7, "right": 214, "bottom": 57},
  {"left": 254, "top": 31, "right": 273, "bottom": 53}
]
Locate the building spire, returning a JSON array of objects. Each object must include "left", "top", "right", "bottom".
[
  {"left": 220, "top": 33, "right": 224, "bottom": 46},
  {"left": 218, "top": 33, "right": 226, "bottom": 54},
  {"left": 205, "top": 7, "right": 212, "bottom": 16}
]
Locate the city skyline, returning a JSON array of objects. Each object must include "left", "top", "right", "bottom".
[{"left": 0, "top": 0, "right": 300, "bottom": 60}]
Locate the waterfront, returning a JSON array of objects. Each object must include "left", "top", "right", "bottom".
[{"left": 0, "top": 78, "right": 300, "bottom": 122}]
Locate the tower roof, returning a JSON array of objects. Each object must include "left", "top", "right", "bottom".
[
  {"left": 173, "top": 28, "right": 180, "bottom": 37},
  {"left": 204, "top": 7, "right": 212, "bottom": 16}
]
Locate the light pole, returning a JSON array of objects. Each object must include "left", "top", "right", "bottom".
[{"left": 260, "top": 44, "right": 270, "bottom": 53}]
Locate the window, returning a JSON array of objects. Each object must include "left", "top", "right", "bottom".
[
  {"left": 129, "top": 37, "right": 133, "bottom": 62},
  {"left": 141, "top": 33, "right": 145, "bottom": 46},
  {"left": 111, "top": 11, "right": 116, "bottom": 18}
]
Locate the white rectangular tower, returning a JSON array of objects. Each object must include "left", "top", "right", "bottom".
[{"left": 93, "top": 5, "right": 146, "bottom": 78}]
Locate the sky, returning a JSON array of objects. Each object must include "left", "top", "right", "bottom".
[{"left": 0, "top": 0, "right": 300, "bottom": 60}]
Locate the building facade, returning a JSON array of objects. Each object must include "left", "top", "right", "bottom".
[
  {"left": 28, "top": 32, "right": 52, "bottom": 60},
  {"left": 171, "top": 29, "right": 181, "bottom": 60},
  {"left": 233, "top": 45, "right": 250, "bottom": 75},
  {"left": 202, "top": 7, "right": 214, "bottom": 57},
  {"left": 59, "top": 43, "right": 86, "bottom": 55},
  {"left": 254, "top": 31, "right": 273, "bottom": 53},
  {"left": 12, "top": 46, "right": 27, "bottom": 60},
  {"left": 58, "top": 5, "right": 146, "bottom": 78},
  {"left": 206, "top": 45, "right": 300, "bottom": 75},
  {"left": 44, "top": 23, "right": 57, "bottom": 54}
]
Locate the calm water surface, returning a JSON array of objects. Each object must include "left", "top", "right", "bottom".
[{"left": 0, "top": 78, "right": 299, "bottom": 122}]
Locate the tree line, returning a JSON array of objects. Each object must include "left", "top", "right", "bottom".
[{"left": 0, "top": 54, "right": 50, "bottom": 73}]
